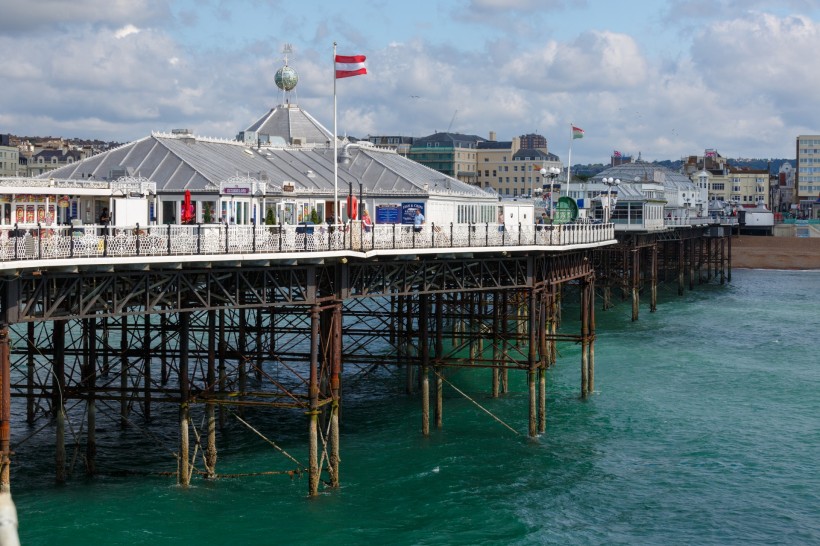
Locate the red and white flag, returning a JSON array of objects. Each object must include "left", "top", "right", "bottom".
[{"left": 335, "top": 54, "right": 367, "bottom": 79}]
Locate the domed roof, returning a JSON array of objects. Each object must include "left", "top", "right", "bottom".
[{"left": 592, "top": 161, "right": 692, "bottom": 187}]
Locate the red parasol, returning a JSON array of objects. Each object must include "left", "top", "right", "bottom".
[{"left": 181, "top": 189, "right": 193, "bottom": 223}]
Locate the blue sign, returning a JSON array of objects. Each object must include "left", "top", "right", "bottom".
[
  {"left": 401, "top": 202, "right": 425, "bottom": 224},
  {"left": 375, "top": 204, "right": 401, "bottom": 224}
]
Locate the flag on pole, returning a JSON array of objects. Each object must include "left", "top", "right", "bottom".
[
  {"left": 572, "top": 126, "right": 584, "bottom": 139},
  {"left": 335, "top": 54, "right": 367, "bottom": 78},
  {"left": 614, "top": 150, "right": 621, "bottom": 158}
]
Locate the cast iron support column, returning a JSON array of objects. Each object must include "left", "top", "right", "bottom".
[
  {"left": 329, "top": 302, "right": 342, "bottom": 488},
  {"left": 0, "top": 324, "right": 11, "bottom": 491},
  {"left": 491, "top": 292, "right": 500, "bottom": 397},
  {"left": 434, "top": 293, "right": 443, "bottom": 429},
  {"left": 650, "top": 244, "right": 658, "bottom": 313},
  {"left": 53, "top": 320, "right": 66, "bottom": 483},
  {"left": 205, "top": 309, "right": 217, "bottom": 479},
  {"left": 308, "top": 304, "right": 321, "bottom": 497},
  {"left": 420, "top": 294, "right": 430, "bottom": 436},
  {"left": 26, "top": 323, "right": 34, "bottom": 425},
  {"left": 85, "top": 318, "right": 97, "bottom": 476},
  {"left": 528, "top": 288, "right": 538, "bottom": 437},
  {"left": 120, "top": 315, "right": 128, "bottom": 428},
  {"left": 631, "top": 248, "right": 640, "bottom": 321},
  {"left": 178, "top": 312, "right": 190, "bottom": 487}
]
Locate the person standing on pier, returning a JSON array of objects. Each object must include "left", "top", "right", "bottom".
[
  {"left": 99, "top": 207, "right": 110, "bottom": 236},
  {"left": 362, "top": 210, "right": 372, "bottom": 233},
  {"left": 413, "top": 209, "right": 424, "bottom": 232}
]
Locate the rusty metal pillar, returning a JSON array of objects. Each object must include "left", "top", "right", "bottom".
[
  {"left": 420, "top": 294, "right": 430, "bottom": 436},
  {"left": 120, "top": 315, "right": 128, "bottom": 428},
  {"left": 178, "top": 312, "right": 190, "bottom": 487},
  {"left": 501, "top": 290, "right": 509, "bottom": 393},
  {"left": 549, "top": 283, "right": 558, "bottom": 367},
  {"left": 205, "top": 309, "right": 217, "bottom": 479},
  {"left": 160, "top": 312, "right": 168, "bottom": 385},
  {"left": 678, "top": 240, "right": 685, "bottom": 296},
  {"left": 631, "top": 248, "right": 640, "bottom": 322},
  {"left": 538, "top": 287, "right": 547, "bottom": 434},
  {"left": 329, "top": 302, "right": 342, "bottom": 488},
  {"left": 218, "top": 308, "right": 227, "bottom": 430},
  {"left": 434, "top": 293, "right": 443, "bottom": 429},
  {"left": 691, "top": 237, "right": 698, "bottom": 289},
  {"left": 85, "top": 318, "right": 97, "bottom": 476},
  {"left": 26, "top": 323, "right": 34, "bottom": 425},
  {"left": 587, "top": 275, "right": 597, "bottom": 394},
  {"left": 492, "top": 291, "right": 500, "bottom": 397},
  {"left": 602, "top": 250, "right": 612, "bottom": 310},
  {"left": 307, "top": 304, "right": 321, "bottom": 497},
  {"left": 528, "top": 287, "right": 538, "bottom": 437},
  {"left": 53, "top": 319, "right": 66, "bottom": 483},
  {"left": 255, "top": 308, "right": 264, "bottom": 381},
  {"left": 0, "top": 324, "right": 11, "bottom": 491},
  {"left": 719, "top": 236, "right": 726, "bottom": 285},
  {"left": 580, "top": 279, "right": 590, "bottom": 397},
  {"left": 143, "top": 313, "right": 152, "bottom": 423},
  {"left": 727, "top": 228, "right": 733, "bottom": 282},
  {"left": 238, "top": 308, "right": 247, "bottom": 401},
  {"left": 650, "top": 244, "right": 658, "bottom": 313}
]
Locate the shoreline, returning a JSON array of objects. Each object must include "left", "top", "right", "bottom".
[{"left": 729, "top": 235, "right": 820, "bottom": 270}]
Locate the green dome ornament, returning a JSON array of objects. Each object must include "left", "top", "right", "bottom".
[{"left": 275, "top": 65, "right": 298, "bottom": 91}]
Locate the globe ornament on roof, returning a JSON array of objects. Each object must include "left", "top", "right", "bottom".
[{"left": 275, "top": 65, "right": 298, "bottom": 91}]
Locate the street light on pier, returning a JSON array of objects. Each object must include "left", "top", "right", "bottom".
[
  {"left": 540, "top": 166, "right": 561, "bottom": 218},
  {"left": 602, "top": 177, "right": 620, "bottom": 223}
]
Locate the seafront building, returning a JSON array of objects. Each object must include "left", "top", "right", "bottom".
[
  {"left": 474, "top": 132, "right": 562, "bottom": 198},
  {"left": 0, "top": 135, "right": 19, "bottom": 177},
  {"left": 682, "top": 150, "right": 769, "bottom": 208},
  {"left": 406, "top": 132, "right": 485, "bottom": 185},
  {"left": 795, "top": 134, "right": 820, "bottom": 217}
]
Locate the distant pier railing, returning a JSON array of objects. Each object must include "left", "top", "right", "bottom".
[{"left": 0, "top": 221, "right": 615, "bottom": 264}]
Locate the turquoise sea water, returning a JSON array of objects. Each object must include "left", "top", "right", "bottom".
[{"left": 11, "top": 269, "right": 820, "bottom": 545}]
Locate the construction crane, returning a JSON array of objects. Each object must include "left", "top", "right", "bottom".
[{"left": 447, "top": 110, "right": 458, "bottom": 132}]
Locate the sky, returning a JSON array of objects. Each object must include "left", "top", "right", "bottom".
[{"left": 1, "top": 0, "right": 819, "bottom": 165}]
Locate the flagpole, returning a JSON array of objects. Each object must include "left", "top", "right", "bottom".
[
  {"left": 333, "top": 42, "right": 338, "bottom": 226},
  {"left": 566, "top": 123, "right": 573, "bottom": 198}
]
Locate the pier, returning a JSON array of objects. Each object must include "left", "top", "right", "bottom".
[{"left": 0, "top": 220, "right": 730, "bottom": 496}]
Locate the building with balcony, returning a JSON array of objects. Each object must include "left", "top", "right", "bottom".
[
  {"left": 407, "top": 132, "right": 485, "bottom": 185},
  {"left": 682, "top": 150, "right": 768, "bottom": 208},
  {"left": 795, "top": 135, "right": 820, "bottom": 216}
]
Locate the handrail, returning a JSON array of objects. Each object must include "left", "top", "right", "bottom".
[{"left": 0, "top": 221, "right": 616, "bottom": 265}]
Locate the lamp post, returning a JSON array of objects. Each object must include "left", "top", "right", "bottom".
[
  {"left": 540, "top": 166, "right": 561, "bottom": 218},
  {"left": 602, "top": 177, "right": 620, "bottom": 223}
]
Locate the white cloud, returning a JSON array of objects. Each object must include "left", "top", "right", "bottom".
[
  {"left": 0, "top": 0, "right": 171, "bottom": 33},
  {"left": 115, "top": 25, "right": 141, "bottom": 39},
  {"left": 0, "top": 1, "right": 815, "bottom": 164}
]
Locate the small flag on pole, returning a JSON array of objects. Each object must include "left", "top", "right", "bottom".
[
  {"left": 335, "top": 54, "right": 367, "bottom": 79},
  {"left": 572, "top": 126, "right": 584, "bottom": 139}
]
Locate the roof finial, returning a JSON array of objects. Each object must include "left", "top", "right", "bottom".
[{"left": 275, "top": 43, "right": 298, "bottom": 104}]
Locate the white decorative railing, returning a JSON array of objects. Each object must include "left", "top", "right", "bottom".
[{"left": 0, "top": 221, "right": 615, "bottom": 264}]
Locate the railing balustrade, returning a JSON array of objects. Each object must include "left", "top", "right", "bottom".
[{"left": 0, "top": 221, "right": 615, "bottom": 264}]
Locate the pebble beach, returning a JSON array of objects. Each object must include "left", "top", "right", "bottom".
[{"left": 730, "top": 235, "right": 820, "bottom": 270}]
